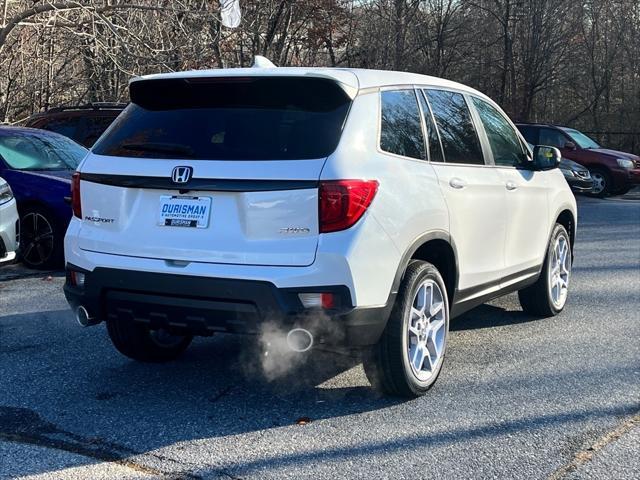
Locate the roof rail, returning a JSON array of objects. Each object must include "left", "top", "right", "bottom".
[{"left": 46, "top": 102, "right": 127, "bottom": 113}]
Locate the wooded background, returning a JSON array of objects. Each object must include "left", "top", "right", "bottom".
[{"left": 1, "top": 0, "right": 638, "bottom": 152}]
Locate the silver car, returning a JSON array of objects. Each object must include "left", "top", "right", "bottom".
[{"left": 0, "top": 177, "right": 19, "bottom": 264}]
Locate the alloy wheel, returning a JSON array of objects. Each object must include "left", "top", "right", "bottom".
[
  {"left": 591, "top": 172, "right": 606, "bottom": 195},
  {"left": 406, "top": 279, "right": 447, "bottom": 381},
  {"left": 21, "top": 212, "right": 54, "bottom": 267},
  {"left": 548, "top": 234, "right": 571, "bottom": 309}
]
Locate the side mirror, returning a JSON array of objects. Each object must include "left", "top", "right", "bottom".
[
  {"left": 532, "top": 145, "right": 561, "bottom": 170},
  {"left": 564, "top": 141, "right": 577, "bottom": 151}
]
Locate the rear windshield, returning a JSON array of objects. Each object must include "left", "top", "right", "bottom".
[{"left": 93, "top": 77, "right": 352, "bottom": 160}]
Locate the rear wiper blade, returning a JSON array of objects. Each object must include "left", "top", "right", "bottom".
[{"left": 121, "top": 142, "right": 195, "bottom": 157}]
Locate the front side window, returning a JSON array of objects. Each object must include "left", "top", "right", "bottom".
[
  {"left": 379, "top": 90, "right": 425, "bottom": 160},
  {"left": 94, "top": 77, "right": 351, "bottom": 160},
  {"left": 472, "top": 97, "right": 524, "bottom": 167},
  {"left": 424, "top": 89, "right": 484, "bottom": 165},
  {"left": 539, "top": 128, "right": 569, "bottom": 149},
  {"left": 0, "top": 131, "right": 87, "bottom": 171}
]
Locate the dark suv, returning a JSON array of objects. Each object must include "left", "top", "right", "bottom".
[
  {"left": 517, "top": 123, "right": 640, "bottom": 196},
  {"left": 25, "top": 103, "right": 126, "bottom": 148}
]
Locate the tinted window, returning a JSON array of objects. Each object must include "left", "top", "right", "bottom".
[
  {"left": 517, "top": 125, "right": 538, "bottom": 145},
  {"left": 81, "top": 116, "right": 119, "bottom": 147},
  {"left": 539, "top": 128, "right": 568, "bottom": 149},
  {"left": 0, "top": 131, "right": 87, "bottom": 171},
  {"left": 94, "top": 77, "right": 351, "bottom": 160},
  {"left": 380, "top": 90, "right": 425, "bottom": 160},
  {"left": 425, "top": 89, "right": 484, "bottom": 165},
  {"left": 42, "top": 117, "right": 81, "bottom": 140},
  {"left": 472, "top": 97, "right": 524, "bottom": 167},
  {"left": 418, "top": 91, "right": 444, "bottom": 162}
]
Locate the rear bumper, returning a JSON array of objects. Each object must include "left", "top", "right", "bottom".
[{"left": 64, "top": 265, "right": 391, "bottom": 347}]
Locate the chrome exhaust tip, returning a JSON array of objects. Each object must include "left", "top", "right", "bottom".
[
  {"left": 286, "top": 328, "right": 314, "bottom": 353},
  {"left": 75, "top": 306, "right": 98, "bottom": 327}
]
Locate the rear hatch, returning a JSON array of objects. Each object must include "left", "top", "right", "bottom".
[{"left": 77, "top": 75, "right": 353, "bottom": 266}]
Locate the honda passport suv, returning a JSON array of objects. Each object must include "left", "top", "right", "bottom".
[{"left": 64, "top": 67, "right": 577, "bottom": 397}]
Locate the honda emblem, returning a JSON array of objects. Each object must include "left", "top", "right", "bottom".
[{"left": 171, "top": 166, "right": 193, "bottom": 184}]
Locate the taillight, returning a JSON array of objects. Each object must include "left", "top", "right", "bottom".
[
  {"left": 319, "top": 180, "right": 378, "bottom": 233},
  {"left": 71, "top": 172, "right": 81, "bottom": 218}
]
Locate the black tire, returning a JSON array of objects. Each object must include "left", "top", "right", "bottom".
[
  {"left": 106, "top": 318, "right": 193, "bottom": 362},
  {"left": 363, "top": 260, "right": 449, "bottom": 397},
  {"left": 588, "top": 168, "right": 611, "bottom": 197},
  {"left": 518, "top": 224, "right": 571, "bottom": 317},
  {"left": 19, "top": 205, "right": 64, "bottom": 270}
]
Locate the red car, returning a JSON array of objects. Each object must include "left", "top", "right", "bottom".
[{"left": 517, "top": 123, "right": 640, "bottom": 196}]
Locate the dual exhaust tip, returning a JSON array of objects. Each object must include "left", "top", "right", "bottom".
[{"left": 76, "top": 305, "right": 314, "bottom": 352}]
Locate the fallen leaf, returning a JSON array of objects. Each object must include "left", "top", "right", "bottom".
[
  {"left": 43, "top": 276, "right": 53, "bottom": 281},
  {"left": 296, "top": 416, "right": 311, "bottom": 425}
]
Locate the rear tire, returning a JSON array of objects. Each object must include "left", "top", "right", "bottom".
[
  {"left": 518, "top": 224, "right": 572, "bottom": 317},
  {"left": 363, "top": 261, "right": 449, "bottom": 397},
  {"left": 107, "top": 318, "right": 193, "bottom": 362}
]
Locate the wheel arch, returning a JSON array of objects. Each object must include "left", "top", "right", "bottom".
[
  {"left": 555, "top": 209, "right": 576, "bottom": 253},
  {"left": 392, "top": 231, "right": 458, "bottom": 307}
]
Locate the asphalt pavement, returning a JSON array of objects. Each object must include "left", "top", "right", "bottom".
[{"left": 0, "top": 194, "right": 638, "bottom": 479}]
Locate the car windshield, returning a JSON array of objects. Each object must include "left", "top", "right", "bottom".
[
  {"left": 0, "top": 130, "right": 87, "bottom": 171},
  {"left": 562, "top": 128, "right": 600, "bottom": 149}
]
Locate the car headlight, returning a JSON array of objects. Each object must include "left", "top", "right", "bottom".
[
  {"left": 0, "top": 182, "right": 13, "bottom": 206},
  {"left": 560, "top": 168, "right": 575, "bottom": 177},
  {"left": 617, "top": 158, "right": 634, "bottom": 169}
]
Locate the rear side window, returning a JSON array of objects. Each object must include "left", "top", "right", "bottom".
[
  {"left": 42, "top": 117, "right": 82, "bottom": 141},
  {"left": 424, "top": 89, "right": 484, "bottom": 165},
  {"left": 472, "top": 97, "right": 524, "bottom": 167},
  {"left": 379, "top": 90, "right": 425, "bottom": 160},
  {"left": 93, "top": 77, "right": 351, "bottom": 160}
]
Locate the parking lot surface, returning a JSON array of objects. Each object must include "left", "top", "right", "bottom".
[{"left": 1, "top": 195, "right": 639, "bottom": 479}]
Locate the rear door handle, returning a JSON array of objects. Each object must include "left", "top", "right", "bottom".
[
  {"left": 505, "top": 181, "right": 518, "bottom": 191},
  {"left": 449, "top": 177, "right": 467, "bottom": 189}
]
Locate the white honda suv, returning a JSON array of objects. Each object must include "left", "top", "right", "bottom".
[{"left": 64, "top": 66, "right": 576, "bottom": 397}]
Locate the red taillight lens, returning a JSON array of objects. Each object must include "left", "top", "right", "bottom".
[
  {"left": 71, "top": 172, "right": 81, "bottom": 218},
  {"left": 319, "top": 180, "right": 379, "bottom": 233}
]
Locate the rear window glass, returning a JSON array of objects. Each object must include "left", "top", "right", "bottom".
[
  {"left": 379, "top": 90, "right": 425, "bottom": 160},
  {"left": 93, "top": 77, "right": 352, "bottom": 160}
]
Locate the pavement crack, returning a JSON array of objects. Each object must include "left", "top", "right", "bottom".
[
  {"left": 0, "top": 406, "right": 202, "bottom": 479},
  {"left": 548, "top": 411, "right": 640, "bottom": 480}
]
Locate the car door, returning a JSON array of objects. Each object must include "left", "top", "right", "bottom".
[
  {"left": 470, "top": 96, "right": 549, "bottom": 282},
  {"left": 422, "top": 89, "right": 507, "bottom": 293}
]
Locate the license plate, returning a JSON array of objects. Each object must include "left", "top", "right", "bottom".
[{"left": 158, "top": 196, "right": 211, "bottom": 228}]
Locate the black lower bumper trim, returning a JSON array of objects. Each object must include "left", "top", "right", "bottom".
[{"left": 64, "top": 266, "right": 390, "bottom": 347}]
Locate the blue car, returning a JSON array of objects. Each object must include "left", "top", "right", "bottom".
[{"left": 0, "top": 126, "right": 87, "bottom": 269}]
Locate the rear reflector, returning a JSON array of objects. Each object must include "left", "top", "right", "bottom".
[
  {"left": 319, "top": 180, "right": 378, "bottom": 233},
  {"left": 71, "top": 172, "right": 81, "bottom": 218}
]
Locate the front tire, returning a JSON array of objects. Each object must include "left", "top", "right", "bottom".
[
  {"left": 518, "top": 224, "right": 572, "bottom": 317},
  {"left": 589, "top": 168, "right": 611, "bottom": 197},
  {"left": 363, "top": 261, "right": 449, "bottom": 397},
  {"left": 107, "top": 318, "right": 193, "bottom": 362}
]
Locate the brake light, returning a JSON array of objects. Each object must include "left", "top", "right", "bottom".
[
  {"left": 71, "top": 172, "right": 81, "bottom": 218},
  {"left": 319, "top": 180, "right": 378, "bottom": 233}
]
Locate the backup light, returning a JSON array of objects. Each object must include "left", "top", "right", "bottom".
[{"left": 298, "top": 293, "right": 335, "bottom": 309}]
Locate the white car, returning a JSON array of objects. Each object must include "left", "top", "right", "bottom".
[
  {"left": 0, "top": 177, "right": 19, "bottom": 264},
  {"left": 63, "top": 66, "right": 577, "bottom": 397}
]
